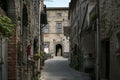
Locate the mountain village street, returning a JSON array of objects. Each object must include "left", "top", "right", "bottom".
[
  {"left": 0, "top": 0, "right": 120, "bottom": 80},
  {"left": 40, "top": 57, "right": 91, "bottom": 80}
]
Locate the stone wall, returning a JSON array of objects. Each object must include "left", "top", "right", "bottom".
[
  {"left": 43, "top": 8, "right": 70, "bottom": 57},
  {"left": 110, "top": 31, "right": 120, "bottom": 80},
  {"left": 8, "top": 34, "right": 17, "bottom": 80},
  {"left": 100, "top": 0, "right": 120, "bottom": 80}
]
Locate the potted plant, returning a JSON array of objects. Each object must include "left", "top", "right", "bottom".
[
  {"left": 36, "top": 70, "right": 41, "bottom": 75},
  {"left": 33, "top": 53, "right": 40, "bottom": 61}
]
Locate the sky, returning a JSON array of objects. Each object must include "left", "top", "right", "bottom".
[{"left": 44, "top": 0, "right": 70, "bottom": 7}]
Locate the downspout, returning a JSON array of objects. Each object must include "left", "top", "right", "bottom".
[
  {"left": 96, "top": 0, "right": 100, "bottom": 80},
  {"left": 38, "top": 0, "right": 41, "bottom": 72},
  {"left": 20, "top": 0, "right": 23, "bottom": 80}
]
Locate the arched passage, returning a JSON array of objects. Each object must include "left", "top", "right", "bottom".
[{"left": 55, "top": 44, "right": 62, "bottom": 56}]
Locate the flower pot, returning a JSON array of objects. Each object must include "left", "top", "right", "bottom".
[
  {"left": 35, "top": 70, "right": 41, "bottom": 75},
  {"left": 33, "top": 55, "right": 40, "bottom": 60}
]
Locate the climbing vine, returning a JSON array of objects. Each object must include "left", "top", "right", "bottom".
[{"left": 0, "top": 15, "right": 15, "bottom": 37}]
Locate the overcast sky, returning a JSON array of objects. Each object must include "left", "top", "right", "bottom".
[{"left": 44, "top": 0, "right": 70, "bottom": 7}]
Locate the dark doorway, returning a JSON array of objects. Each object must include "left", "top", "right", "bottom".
[
  {"left": 55, "top": 44, "right": 62, "bottom": 56},
  {"left": 105, "top": 40, "right": 110, "bottom": 79},
  {"left": 101, "top": 39, "right": 110, "bottom": 80}
]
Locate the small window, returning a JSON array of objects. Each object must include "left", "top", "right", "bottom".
[
  {"left": 56, "top": 22, "right": 62, "bottom": 33},
  {"left": 44, "top": 42, "right": 49, "bottom": 48},
  {"left": 56, "top": 13, "right": 62, "bottom": 17}
]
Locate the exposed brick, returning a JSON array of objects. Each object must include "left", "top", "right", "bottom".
[{"left": 8, "top": 33, "right": 18, "bottom": 80}]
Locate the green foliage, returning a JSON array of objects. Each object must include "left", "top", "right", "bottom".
[
  {"left": 38, "top": 51, "right": 45, "bottom": 58},
  {"left": 90, "top": 12, "right": 96, "bottom": 24},
  {"left": 0, "top": 15, "right": 15, "bottom": 37},
  {"left": 34, "top": 51, "right": 45, "bottom": 59},
  {"left": 72, "top": 55, "right": 79, "bottom": 70}
]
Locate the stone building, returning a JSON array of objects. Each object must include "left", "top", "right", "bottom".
[
  {"left": 0, "top": 0, "right": 18, "bottom": 79},
  {"left": 69, "top": 0, "right": 82, "bottom": 70},
  {"left": 69, "top": 0, "right": 96, "bottom": 73},
  {"left": 99, "top": 0, "right": 120, "bottom": 80},
  {"left": 43, "top": 7, "right": 70, "bottom": 58},
  {"left": 69, "top": 0, "right": 120, "bottom": 80},
  {"left": 0, "top": 0, "right": 45, "bottom": 80}
]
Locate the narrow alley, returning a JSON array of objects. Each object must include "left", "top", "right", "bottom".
[
  {"left": 40, "top": 57, "right": 91, "bottom": 80},
  {"left": 0, "top": 0, "right": 120, "bottom": 80}
]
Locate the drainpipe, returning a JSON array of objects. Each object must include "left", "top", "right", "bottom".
[
  {"left": 20, "top": 0, "right": 23, "bottom": 80},
  {"left": 96, "top": 0, "right": 100, "bottom": 80},
  {"left": 38, "top": 0, "right": 41, "bottom": 72}
]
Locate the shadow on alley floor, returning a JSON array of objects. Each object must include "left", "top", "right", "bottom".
[{"left": 40, "top": 57, "right": 91, "bottom": 80}]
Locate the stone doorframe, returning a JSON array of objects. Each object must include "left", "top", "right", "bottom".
[{"left": 54, "top": 42, "right": 64, "bottom": 57}]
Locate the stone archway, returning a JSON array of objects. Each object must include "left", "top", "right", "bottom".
[{"left": 55, "top": 44, "right": 62, "bottom": 56}]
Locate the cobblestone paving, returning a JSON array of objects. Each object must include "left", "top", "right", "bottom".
[{"left": 40, "top": 57, "right": 91, "bottom": 80}]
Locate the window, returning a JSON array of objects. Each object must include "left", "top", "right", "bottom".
[
  {"left": 44, "top": 42, "right": 49, "bottom": 53},
  {"left": 44, "top": 42, "right": 49, "bottom": 48},
  {"left": 56, "top": 13, "right": 62, "bottom": 17},
  {"left": 43, "top": 24, "right": 49, "bottom": 33},
  {"left": 56, "top": 22, "right": 62, "bottom": 33}
]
